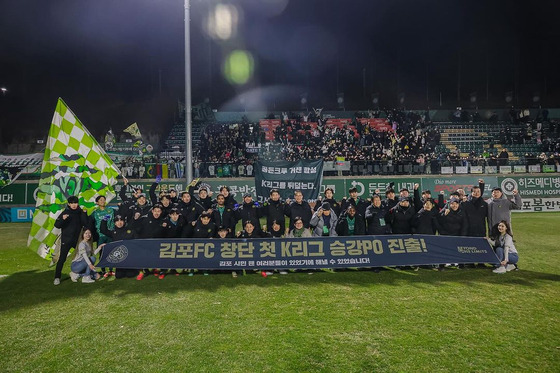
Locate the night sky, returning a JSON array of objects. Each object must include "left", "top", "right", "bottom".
[{"left": 1, "top": 0, "right": 560, "bottom": 143}]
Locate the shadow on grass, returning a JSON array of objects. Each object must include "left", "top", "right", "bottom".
[{"left": 1, "top": 266, "right": 559, "bottom": 313}]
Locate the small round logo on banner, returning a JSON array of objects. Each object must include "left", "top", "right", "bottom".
[
  {"left": 107, "top": 245, "right": 128, "bottom": 264},
  {"left": 198, "top": 182, "right": 212, "bottom": 192},
  {"left": 501, "top": 178, "right": 518, "bottom": 194}
]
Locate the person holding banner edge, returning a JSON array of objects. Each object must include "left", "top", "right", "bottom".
[
  {"left": 69, "top": 229, "right": 103, "bottom": 283},
  {"left": 487, "top": 220, "right": 519, "bottom": 273}
]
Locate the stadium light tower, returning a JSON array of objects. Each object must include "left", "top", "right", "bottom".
[
  {"left": 0, "top": 87, "right": 7, "bottom": 96},
  {"left": 184, "top": 0, "right": 193, "bottom": 183}
]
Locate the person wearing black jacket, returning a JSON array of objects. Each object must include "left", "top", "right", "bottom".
[
  {"left": 53, "top": 196, "right": 90, "bottom": 285},
  {"left": 336, "top": 205, "right": 366, "bottom": 236},
  {"left": 286, "top": 190, "right": 313, "bottom": 229},
  {"left": 411, "top": 200, "right": 438, "bottom": 235},
  {"left": 134, "top": 204, "right": 166, "bottom": 280},
  {"left": 365, "top": 194, "right": 392, "bottom": 235},
  {"left": 413, "top": 184, "right": 445, "bottom": 213},
  {"left": 177, "top": 191, "right": 204, "bottom": 228},
  {"left": 214, "top": 186, "right": 238, "bottom": 209},
  {"left": 210, "top": 194, "right": 237, "bottom": 237},
  {"left": 437, "top": 198, "right": 468, "bottom": 236},
  {"left": 462, "top": 185, "right": 488, "bottom": 237},
  {"left": 133, "top": 204, "right": 165, "bottom": 239},
  {"left": 128, "top": 193, "right": 152, "bottom": 222},
  {"left": 340, "top": 187, "right": 369, "bottom": 217},
  {"left": 384, "top": 188, "right": 398, "bottom": 210},
  {"left": 260, "top": 189, "right": 288, "bottom": 233},
  {"left": 191, "top": 212, "right": 217, "bottom": 238},
  {"left": 118, "top": 177, "right": 142, "bottom": 218},
  {"left": 100, "top": 214, "right": 137, "bottom": 278},
  {"left": 196, "top": 187, "right": 213, "bottom": 211},
  {"left": 387, "top": 197, "right": 415, "bottom": 234},
  {"left": 162, "top": 208, "right": 185, "bottom": 238},
  {"left": 236, "top": 220, "right": 271, "bottom": 238},
  {"left": 314, "top": 187, "right": 341, "bottom": 217},
  {"left": 148, "top": 177, "right": 176, "bottom": 218},
  {"left": 234, "top": 194, "right": 262, "bottom": 232}
]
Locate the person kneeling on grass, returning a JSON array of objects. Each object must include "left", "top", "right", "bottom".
[
  {"left": 486, "top": 220, "right": 519, "bottom": 274},
  {"left": 69, "top": 229, "right": 103, "bottom": 283}
]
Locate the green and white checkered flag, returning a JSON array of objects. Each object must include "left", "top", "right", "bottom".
[{"left": 27, "top": 98, "right": 121, "bottom": 259}]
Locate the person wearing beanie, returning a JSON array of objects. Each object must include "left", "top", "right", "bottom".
[
  {"left": 387, "top": 196, "right": 415, "bottom": 234},
  {"left": 310, "top": 202, "right": 338, "bottom": 237},
  {"left": 313, "top": 187, "right": 341, "bottom": 217}
]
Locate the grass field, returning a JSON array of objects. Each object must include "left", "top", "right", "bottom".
[{"left": 0, "top": 213, "right": 559, "bottom": 372}]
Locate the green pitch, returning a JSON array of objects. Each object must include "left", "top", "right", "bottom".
[{"left": 1, "top": 214, "right": 559, "bottom": 372}]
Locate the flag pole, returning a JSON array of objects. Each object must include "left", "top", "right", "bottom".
[{"left": 184, "top": 0, "right": 193, "bottom": 183}]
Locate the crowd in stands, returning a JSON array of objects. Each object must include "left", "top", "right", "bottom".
[
  {"left": 96, "top": 108, "right": 560, "bottom": 179},
  {"left": 186, "top": 109, "right": 560, "bottom": 178},
  {"left": 53, "top": 176, "right": 522, "bottom": 285}
]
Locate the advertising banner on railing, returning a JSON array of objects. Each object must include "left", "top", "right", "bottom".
[
  {"left": 497, "top": 176, "right": 560, "bottom": 197},
  {"left": 4, "top": 175, "right": 560, "bottom": 208},
  {"left": 97, "top": 235, "right": 499, "bottom": 270}
]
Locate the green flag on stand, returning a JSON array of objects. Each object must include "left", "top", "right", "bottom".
[{"left": 27, "top": 98, "right": 121, "bottom": 259}]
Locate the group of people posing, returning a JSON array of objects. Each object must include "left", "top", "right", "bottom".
[{"left": 52, "top": 177, "right": 522, "bottom": 285}]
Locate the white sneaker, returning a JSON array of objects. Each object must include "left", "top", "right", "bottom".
[
  {"left": 506, "top": 264, "right": 517, "bottom": 272},
  {"left": 493, "top": 266, "right": 507, "bottom": 274},
  {"left": 53, "top": 278, "right": 60, "bottom": 286},
  {"left": 279, "top": 270, "right": 288, "bottom": 275},
  {"left": 69, "top": 272, "right": 79, "bottom": 282},
  {"left": 265, "top": 271, "right": 274, "bottom": 276},
  {"left": 82, "top": 276, "right": 95, "bottom": 283}
]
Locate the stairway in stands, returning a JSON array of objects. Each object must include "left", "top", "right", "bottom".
[
  {"left": 437, "top": 122, "right": 543, "bottom": 161},
  {"left": 163, "top": 120, "right": 205, "bottom": 152}
]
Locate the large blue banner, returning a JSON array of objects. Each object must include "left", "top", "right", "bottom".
[{"left": 97, "top": 235, "right": 499, "bottom": 270}]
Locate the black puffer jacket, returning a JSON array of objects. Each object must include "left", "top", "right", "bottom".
[
  {"left": 100, "top": 220, "right": 136, "bottom": 241},
  {"left": 261, "top": 199, "right": 288, "bottom": 231},
  {"left": 411, "top": 208, "right": 438, "bottom": 235},
  {"left": 365, "top": 204, "right": 392, "bottom": 235},
  {"left": 387, "top": 204, "right": 415, "bottom": 234},
  {"left": 286, "top": 201, "right": 313, "bottom": 229},
  {"left": 462, "top": 197, "right": 488, "bottom": 237},
  {"left": 133, "top": 214, "right": 165, "bottom": 238},
  {"left": 437, "top": 208, "right": 468, "bottom": 236},
  {"left": 54, "top": 206, "right": 89, "bottom": 247}
]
